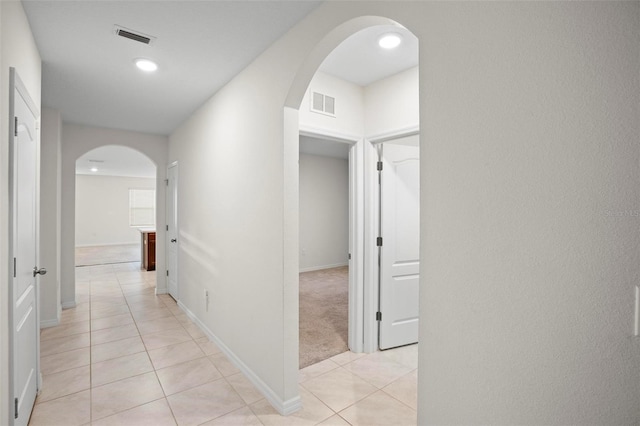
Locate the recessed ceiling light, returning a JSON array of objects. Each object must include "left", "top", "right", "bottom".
[
  {"left": 90, "top": 167, "right": 98, "bottom": 172},
  {"left": 135, "top": 58, "right": 158, "bottom": 72},
  {"left": 378, "top": 33, "right": 402, "bottom": 49}
]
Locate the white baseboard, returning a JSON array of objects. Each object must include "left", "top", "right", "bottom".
[
  {"left": 40, "top": 318, "right": 60, "bottom": 329},
  {"left": 280, "top": 395, "right": 303, "bottom": 416},
  {"left": 61, "top": 300, "right": 76, "bottom": 309},
  {"left": 177, "top": 301, "right": 302, "bottom": 416},
  {"left": 299, "top": 262, "right": 348, "bottom": 273}
]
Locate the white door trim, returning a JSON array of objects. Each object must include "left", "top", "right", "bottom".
[
  {"left": 299, "top": 125, "right": 361, "bottom": 144},
  {"left": 166, "top": 161, "right": 178, "bottom": 300},
  {"left": 368, "top": 125, "right": 420, "bottom": 145},
  {"left": 362, "top": 139, "right": 379, "bottom": 353}
]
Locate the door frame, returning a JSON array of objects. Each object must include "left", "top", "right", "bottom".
[
  {"left": 166, "top": 161, "right": 179, "bottom": 300},
  {"left": 299, "top": 124, "right": 393, "bottom": 352},
  {"left": 8, "top": 67, "right": 42, "bottom": 424},
  {"left": 297, "top": 125, "right": 419, "bottom": 353},
  {"left": 299, "top": 125, "right": 367, "bottom": 352}
]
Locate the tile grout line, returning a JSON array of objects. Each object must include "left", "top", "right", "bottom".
[
  {"left": 118, "top": 265, "right": 180, "bottom": 425},
  {"left": 44, "top": 262, "right": 418, "bottom": 425}
]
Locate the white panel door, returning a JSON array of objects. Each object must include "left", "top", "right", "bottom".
[
  {"left": 10, "top": 69, "right": 40, "bottom": 425},
  {"left": 379, "top": 140, "right": 420, "bottom": 350},
  {"left": 166, "top": 163, "right": 178, "bottom": 300}
]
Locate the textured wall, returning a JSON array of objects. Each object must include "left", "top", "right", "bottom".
[{"left": 417, "top": 2, "right": 640, "bottom": 423}]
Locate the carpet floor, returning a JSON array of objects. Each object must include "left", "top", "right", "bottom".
[
  {"left": 299, "top": 266, "right": 349, "bottom": 369},
  {"left": 75, "top": 243, "right": 141, "bottom": 266}
]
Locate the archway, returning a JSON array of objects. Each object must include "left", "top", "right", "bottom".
[
  {"left": 283, "top": 14, "right": 420, "bottom": 414},
  {"left": 74, "top": 145, "right": 157, "bottom": 268},
  {"left": 59, "top": 125, "right": 168, "bottom": 310}
]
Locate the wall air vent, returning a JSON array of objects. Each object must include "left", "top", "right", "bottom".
[
  {"left": 310, "top": 91, "right": 336, "bottom": 117},
  {"left": 114, "top": 25, "right": 156, "bottom": 45}
]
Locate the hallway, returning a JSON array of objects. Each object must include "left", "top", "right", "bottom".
[{"left": 30, "top": 263, "right": 417, "bottom": 425}]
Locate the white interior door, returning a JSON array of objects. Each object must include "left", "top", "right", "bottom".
[
  {"left": 10, "top": 69, "right": 41, "bottom": 425},
  {"left": 166, "top": 163, "right": 178, "bottom": 300},
  {"left": 378, "top": 137, "right": 420, "bottom": 350}
]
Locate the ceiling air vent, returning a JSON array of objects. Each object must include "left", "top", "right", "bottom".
[
  {"left": 310, "top": 91, "right": 335, "bottom": 117},
  {"left": 114, "top": 25, "right": 156, "bottom": 45}
]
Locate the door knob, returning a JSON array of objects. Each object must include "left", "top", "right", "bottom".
[
  {"left": 171, "top": 239, "right": 177, "bottom": 243},
  {"left": 33, "top": 267, "right": 47, "bottom": 277}
]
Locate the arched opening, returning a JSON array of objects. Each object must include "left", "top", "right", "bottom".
[
  {"left": 58, "top": 128, "right": 168, "bottom": 313},
  {"left": 74, "top": 146, "right": 158, "bottom": 296},
  {"left": 284, "top": 15, "right": 420, "bottom": 418}
]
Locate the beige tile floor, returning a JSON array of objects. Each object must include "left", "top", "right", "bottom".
[{"left": 31, "top": 263, "right": 418, "bottom": 426}]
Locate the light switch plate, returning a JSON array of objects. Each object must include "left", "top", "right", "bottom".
[{"left": 635, "top": 286, "right": 639, "bottom": 337}]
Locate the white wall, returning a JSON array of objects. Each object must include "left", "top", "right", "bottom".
[
  {"left": 0, "top": 1, "right": 41, "bottom": 423},
  {"left": 75, "top": 175, "right": 156, "bottom": 247},
  {"left": 40, "top": 108, "right": 62, "bottom": 327},
  {"left": 364, "top": 66, "right": 419, "bottom": 138},
  {"left": 170, "top": 1, "right": 639, "bottom": 423},
  {"left": 299, "top": 71, "right": 364, "bottom": 138},
  {"left": 61, "top": 124, "right": 168, "bottom": 306},
  {"left": 169, "top": 73, "right": 295, "bottom": 408},
  {"left": 415, "top": 3, "right": 639, "bottom": 424},
  {"left": 299, "top": 153, "right": 349, "bottom": 272}
]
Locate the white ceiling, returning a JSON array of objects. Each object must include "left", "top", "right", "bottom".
[
  {"left": 22, "top": 0, "right": 322, "bottom": 135},
  {"left": 76, "top": 145, "right": 156, "bottom": 178},
  {"left": 319, "top": 24, "right": 418, "bottom": 87},
  {"left": 23, "top": 2, "right": 419, "bottom": 171}
]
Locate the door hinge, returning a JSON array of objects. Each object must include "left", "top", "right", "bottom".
[
  {"left": 14, "top": 117, "right": 18, "bottom": 136},
  {"left": 376, "top": 237, "right": 383, "bottom": 247},
  {"left": 165, "top": 179, "right": 169, "bottom": 186},
  {"left": 14, "top": 397, "right": 18, "bottom": 419},
  {"left": 377, "top": 161, "right": 383, "bottom": 171},
  {"left": 348, "top": 253, "right": 351, "bottom": 260},
  {"left": 13, "top": 258, "right": 16, "bottom": 278},
  {"left": 166, "top": 270, "right": 169, "bottom": 277},
  {"left": 166, "top": 225, "right": 169, "bottom": 231},
  {"left": 376, "top": 312, "right": 382, "bottom": 321}
]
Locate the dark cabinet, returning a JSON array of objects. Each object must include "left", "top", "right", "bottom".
[{"left": 141, "top": 230, "right": 156, "bottom": 271}]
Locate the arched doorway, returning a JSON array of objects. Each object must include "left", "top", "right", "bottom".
[
  {"left": 283, "top": 15, "right": 420, "bottom": 417},
  {"left": 74, "top": 145, "right": 157, "bottom": 280},
  {"left": 59, "top": 125, "right": 168, "bottom": 310},
  {"left": 297, "top": 23, "right": 419, "bottom": 366}
]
